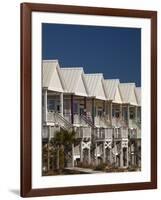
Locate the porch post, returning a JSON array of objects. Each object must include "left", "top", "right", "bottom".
[
  {"left": 84, "top": 97, "right": 87, "bottom": 116},
  {"left": 103, "top": 142, "right": 106, "bottom": 163},
  {"left": 110, "top": 101, "right": 113, "bottom": 125},
  {"left": 120, "top": 144, "right": 123, "bottom": 168},
  {"left": 92, "top": 98, "right": 95, "bottom": 125},
  {"left": 95, "top": 142, "right": 98, "bottom": 165},
  {"left": 47, "top": 126, "right": 51, "bottom": 171},
  {"left": 60, "top": 93, "right": 63, "bottom": 116},
  {"left": 72, "top": 144, "right": 75, "bottom": 167},
  {"left": 135, "top": 106, "right": 138, "bottom": 123},
  {"left": 109, "top": 147, "right": 112, "bottom": 165},
  {"left": 71, "top": 95, "right": 74, "bottom": 124},
  {"left": 44, "top": 89, "right": 48, "bottom": 123},
  {"left": 103, "top": 100, "right": 105, "bottom": 113},
  {"left": 80, "top": 141, "right": 83, "bottom": 162},
  {"left": 127, "top": 104, "right": 130, "bottom": 126},
  {"left": 88, "top": 148, "right": 91, "bottom": 165},
  {"left": 120, "top": 104, "right": 122, "bottom": 120},
  {"left": 126, "top": 147, "right": 129, "bottom": 167}
]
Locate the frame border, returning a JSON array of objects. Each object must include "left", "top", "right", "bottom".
[{"left": 20, "top": 3, "right": 157, "bottom": 197}]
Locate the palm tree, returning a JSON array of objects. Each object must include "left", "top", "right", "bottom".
[{"left": 50, "top": 128, "right": 77, "bottom": 171}]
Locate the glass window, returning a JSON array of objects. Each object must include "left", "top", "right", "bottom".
[{"left": 47, "top": 99, "right": 55, "bottom": 111}]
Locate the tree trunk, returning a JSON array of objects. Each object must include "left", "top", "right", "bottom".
[
  {"left": 56, "top": 145, "right": 60, "bottom": 170},
  {"left": 59, "top": 144, "right": 65, "bottom": 171},
  {"left": 47, "top": 142, "right": 50, "bottom": 172}
]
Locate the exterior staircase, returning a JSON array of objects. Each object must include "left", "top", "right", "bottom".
[
  {"left": 80, "top": 114, "right": 96, "bottom": 128},
  {"left": 48, "top": 111, "right": 73, "bottom": 131}
]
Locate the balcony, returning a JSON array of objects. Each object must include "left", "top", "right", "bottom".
[
  {"left": 95, "top": 128, "right": 113, "bottom": 140},
  {"left": 113, "top": 128, "right": 128, "bottom": 139},
  {"left": 128, "top": 119, "right": 137, "bottom": 128},
  {"left": 94, "top": 116, "right": 110, "bottom": 127},
  {"left": 111, "top": 117, "right": 127, "bottom": 127},
  {"left": 47, "top": 111, "right": 56, "bottom": 123},
  {"left": 75, "top": 127, "right": 91, "bottom": 139}
]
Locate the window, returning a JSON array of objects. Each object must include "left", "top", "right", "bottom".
[{"left": 47, "top": 99, "right": 55, "bottom": 111}]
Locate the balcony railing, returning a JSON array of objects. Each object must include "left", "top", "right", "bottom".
[
  {"left": 113, "top": 128, "right": 128, "bottom": 139},
  {"left": 95, "top": 128, "right": 113, "bottom": 140},
  {"left": 47, "top": 111, "right": 58, "bottom": 123},
  {"left": 46, "top": 111, "right": 73, "bottom": 130},
  {"left": 75, "top": 127, "right": 91, "bottom": 139},
  {"left": 94, "top": 116, "right": 111, "bottom": 127},
  {"left": 111, "top": 117, "right": 127, "bottom": 127},
  {"left": 64, "top": 113, "right": 71, "bottom": 123},
  {"left": 128, "top": 119, "right": 137, "bottom": 128}
]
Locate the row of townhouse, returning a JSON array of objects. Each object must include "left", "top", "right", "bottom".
[{"left": 42, "top": 59, "right": 141, "bottom": 171}]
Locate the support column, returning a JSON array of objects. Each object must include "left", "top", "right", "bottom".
[
  {"left": 120, "top": 104, "right": 122, "bottom": 120},
  {"left": 88, "top": 148, "right": 91, "bottom": 165},
  {"left": 60, "top": 93, "right": 63, "bottom": 116},
  {"left": 92, "top": 98, "right": 95, "bottom": 125},
  {"left": 71, "top": 95, "right": 74, "bottom": 124},
  {"left": 109, "top": 148, "right": 112, "bottom": 165},
  {"left": 135, "top": 106, "right": 138, "bottom": 123},
  {"left": 127, "top": 104, "right": 130, "bottom": 126},
  {"left": 126, "top": 147, "right": 129, "bottom": 167},
  {"left": 47, "top": 126, "right": 51, "bottom": 171},
  {"left": 80, "top": 142, "right": 83, "bottom": 162},
  {"left": 95, "top": 142, "right": 98, "bottom": 165},
  {"left": 103, "top": 142, "right": 106, "bottom": 163},
  {"left": 84, "top": 97, "right": 87, "bottom": 116},
  {"left": 120, "top": 144, "right": 123, "bottom": 168},
  {"left": 44, "top": 89, "right": 47, "bottom": 123},
  {"left": 110, "top": 101, "right": 113, "bottom": 125},
  {"left": 72, "top": 144, "right": 75, "bottom": 167},
  {"left": 103, "top": 100, "right": 105, "bottom": 113}
]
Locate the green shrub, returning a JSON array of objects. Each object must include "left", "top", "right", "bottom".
[{"left": 94, "top": 163, "right": 107, "bottom": 171}]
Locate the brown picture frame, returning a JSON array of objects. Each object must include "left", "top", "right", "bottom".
[{"left": 21, "top": 2, "right": 157, "bottom": 197}]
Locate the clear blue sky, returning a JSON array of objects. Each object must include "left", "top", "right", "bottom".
[{"left": 42, "top": 23, "right": 141, "bottom": 86}]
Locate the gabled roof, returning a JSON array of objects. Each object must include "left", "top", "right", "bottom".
[
  {"left": 135, "top": 87, "right": 141, "bottom": 106},
  {"left": 42, "top": 60, "right": 66, "bottom": 92},
  {"left": 84, "top": 73, "right": 106, "bottom": 100},
  {"left": 60, "top": 67, "right": 88, "bottom": 96},
  {"left": 103, "top": 79, "right": 122, "bottom": 103},
  {"left": 119, "top": 83, "right": 138, "bottom": 106}
]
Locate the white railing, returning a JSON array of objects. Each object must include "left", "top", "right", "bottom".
[
  {"left": 128, "top": 119, "right": 137, "bottom": 128},
  {"left": 76, "top": 127, "right": 91, "bottom": 138},
  {"left": 113, "top": 128, "right": 128, "bottom": 139},
  {"left": 94, "top": 116, "right": 110, "bottom": 127},
  {"left": 73, "top": 114, "right": 80, "bottom": 124},
  {"left": 46, "top": 111, "right": 73, "bottom": 130},
  {"left": 63, "top": 113, "right": 71, "bottom": 123},
  {"left": 47, "top": 111, "right": 56, "bottom": 122},
  {"left": 121, "top": 128, "right": 129, "bottom": 139},
  {"left": 95, "top": 128, "right": 113, "bottom": 140},
  {"left": 112, "top": 117, "right": 123, "bottom": 127}
]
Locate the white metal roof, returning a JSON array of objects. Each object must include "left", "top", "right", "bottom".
[
  {"left": 60, "top": 68, "right": 88, "bottom": 97},
  {"left": 43, "top": 60, "right": 66, "bottom": 92},
  {"left": 119, "top": 83, "right": 138, "bottom": 106},
  {"left": 103, "top": 79, "right": 122, "bottom": 103},
  {"left": 84, "top": 73, "right": 106, "bottom": 100},
  {"left": 135, "top": 87, "right": 141, "bottom": 106}
]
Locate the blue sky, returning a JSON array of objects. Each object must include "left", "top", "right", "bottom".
[{"left": 42, "top": 23, "right": 141, "bottom": 86}]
